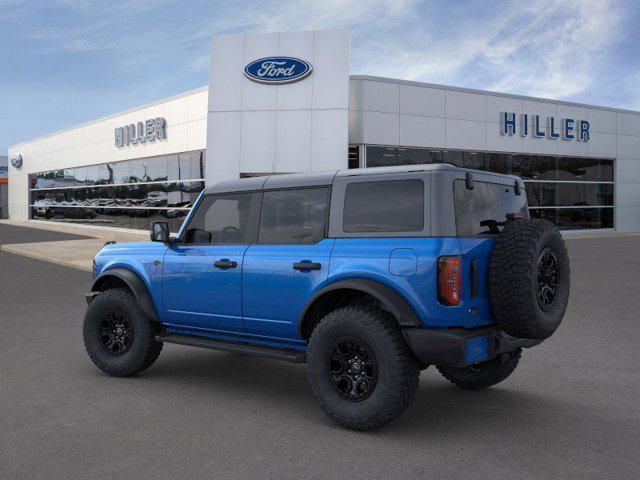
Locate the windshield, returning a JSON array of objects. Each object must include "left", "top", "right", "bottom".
[{"left": 453, "top": 179, "right": 529, "bottom": 235}]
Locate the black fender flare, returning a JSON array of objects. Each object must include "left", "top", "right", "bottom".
[
  {"left": 91, "top": 267, "right": 159, "bottom": 322},
  {"left": 298, "top": 278, "right": 422, "bottom": 334}
]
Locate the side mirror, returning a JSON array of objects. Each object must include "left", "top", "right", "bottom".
[{"left": 150, "top": 221, "right": 171, "bottom": 243}]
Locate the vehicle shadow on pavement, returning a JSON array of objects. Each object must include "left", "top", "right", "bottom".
[
  {"left": 387, "top": 377, "right": 565, "bottom": 436},
  {"left": 125, "top": 345, "right": 567, "bottom": 435}
]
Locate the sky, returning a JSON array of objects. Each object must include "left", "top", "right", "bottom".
[{"left": 1, "top": 0, "right": 639, "bottom": 153}]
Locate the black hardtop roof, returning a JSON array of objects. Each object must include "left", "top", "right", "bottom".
[{"left": 203, "top": 164, "right": 520, "bottom": 194}]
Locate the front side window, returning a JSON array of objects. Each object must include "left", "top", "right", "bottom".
[
  {"left": 454, "top": 180, "right": 529, "bottom": 236},
  {"left": 259, "top": 188, "right": 329, "bottom": 244},
  {"left": 183, "top": 192, "right": 260, "bottom": 244},
  {"left": 343, "top": 179, "right": 424, "bottom": 233}
]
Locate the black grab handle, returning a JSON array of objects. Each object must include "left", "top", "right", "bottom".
[
  {"left": 293, "top": 262, "right": 321, "bottom": 271},
  {"left": 214, "top": 260, "right": 237, "bottom": 269}
]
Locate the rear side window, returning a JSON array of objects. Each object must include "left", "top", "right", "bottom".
[
  {"left": 343, "top": 179, "right": 424, "bottom": 232},
  {"left": 183, "top": 192, "right": 260, "bottom": 244},
  {"left": 259, "top": 188, "right": 329, "bottom": 244},
  {"left": 454, "top": 180, "right": 529, "bottom": 235}
]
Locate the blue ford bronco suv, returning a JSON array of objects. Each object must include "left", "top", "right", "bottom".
[{"left": 84, "top": 164, "right": 570, "bottom": 430}]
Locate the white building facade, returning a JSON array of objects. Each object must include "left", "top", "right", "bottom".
[{"left": 7, "top": 29, "right": 640, "bottom": 231}]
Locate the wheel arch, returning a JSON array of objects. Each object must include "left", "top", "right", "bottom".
[
  {"left": 298, "top": 278, "right": 422, "bottom": 340},
  {"left": 91, "top": 267, "right": 159, "bottom": 322}
]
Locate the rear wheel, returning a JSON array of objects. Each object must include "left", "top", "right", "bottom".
[
  {"left": 307, "top": 305, "right": 420, "bottom": 431},
  {"left": 437, "top": 348, "right": 521, "bottom": 390},
  {"left": 83, "top": 288, "right": 162, "bottom": 377}
]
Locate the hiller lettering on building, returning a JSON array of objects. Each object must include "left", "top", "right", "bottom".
[
  {"left": 115, "top": 117, "right": 166, "bottom": 147},
  {"left": 500, "top": 112, "right": 590, "bottom": 141}
]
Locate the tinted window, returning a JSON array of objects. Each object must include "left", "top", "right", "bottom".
[
  {"left": 454, "top": 180, "right": 529, "bottom": 235},
  {"left": 111, "top": 161, "right": 130, "bottom": 184},
  {"left": 530, "top": 207, "right": 613, "bottom": 230},
  {"left": 526, "top": 182, "right": 614, "bottom": 207},
  {"left": 148, "top": 156, "right": 168, "bottom": 182},
  {"left": 511, "top": 155, "right": 557, "bottom": 180},
  {"left": 343, "top": 179, "right": 424, "bottom": 233},
  {"left": 184, "top": 193, "right": 260, "bottom": 244},
  {"left": 129, "top": 159, "right": 148, "bottom": 182},
  {"left": 259, "top": 188, "right": 329, "bottom": 244},
  {"left": 366, "top": 146, "right": 400, "bottom": 167},
  {"left": 366, "top": 146, "right": 442, "bottom": 167}
]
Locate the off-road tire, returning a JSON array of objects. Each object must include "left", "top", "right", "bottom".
[
  {"left": 83, "top": 288, "right": 163, "bottom": 377},
  {"left": 489, "top": 219, "right": 570, "bottom": 340},
  {"left": 437, "top": 348, "right": 521, "bottom": 390},
  {"left": 307, "top": 305, "right": 420, "bottom": 431}
]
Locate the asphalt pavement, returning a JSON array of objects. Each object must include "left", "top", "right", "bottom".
[{"left": 0, "top": 223, "right": 638, "bottom": 480}]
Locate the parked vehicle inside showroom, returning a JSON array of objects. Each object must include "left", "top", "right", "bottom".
[{"left": 83, "top": 164, "right": 570, "bottom": 430}]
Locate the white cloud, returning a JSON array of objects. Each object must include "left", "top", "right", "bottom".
[
  {"left": 344, "top": 0, "right": 625, "bottom": 101},
  {"left": 6, "top": 0, "right": 634, "bottom": 105}
]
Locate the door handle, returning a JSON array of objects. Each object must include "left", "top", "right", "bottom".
[
  {"left": 214, "top": 260, "right": 237, "bottom": 269},
  {"left": 293, "top": 261, "right": 321, "bottom": 271}
]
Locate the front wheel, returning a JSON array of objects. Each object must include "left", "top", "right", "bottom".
[
  {"left": 307, "top": 305, "right": 420, "bottom": 431},
  {"left": 437, "top": 348, "right": 521, "bottom": 390},
  {"left": 83, "top": 288, "right": 163, "bottom": 377}
]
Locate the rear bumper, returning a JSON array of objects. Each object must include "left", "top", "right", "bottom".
[{"left": 403, "top": 326, "right": 542, "bottom": 368}]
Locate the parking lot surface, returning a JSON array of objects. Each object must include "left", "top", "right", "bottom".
[{"left": 1, "top": 224, "right": 638, "bottom": 480}]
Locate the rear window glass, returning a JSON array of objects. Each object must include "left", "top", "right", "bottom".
[
  {"left": 454, "top": 179, "right": 529, "bottom": 235},
  {"left": 343, "top": 179, "right": 424, "bottom": 232}
]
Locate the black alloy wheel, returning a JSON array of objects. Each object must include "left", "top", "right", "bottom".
[
  {"left": 98, "top": 310, "right": 134, "bottom": 356},
  {"left": 488, "top": 219, "right": 570, "bottom": 340},
  {"left": 83, "top": 288, "right": 163, "bottom": 377},
  {"left": 537, "top": 247, "right": 559, "bottom": 311},
  {"left": 329, "top": 337, "right": 378, "bottom": 401}
]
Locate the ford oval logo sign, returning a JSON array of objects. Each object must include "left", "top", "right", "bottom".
[
  {"left": 10, "top": 153, "right": 23, "bottom": 169},
  {"left": 244, "top": 56, "right": 313, "bottom": 85}
]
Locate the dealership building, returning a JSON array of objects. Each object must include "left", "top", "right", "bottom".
[{"left": 7, "top": 29, "right": 640, "bottom": 232}]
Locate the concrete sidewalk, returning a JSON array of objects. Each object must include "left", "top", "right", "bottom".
[
  {"left": 0, "top": 218, "right": 148, "bottom": 242},
  {"left": 1, "top": 238, "right": 110, "bottom": 271},
  {"left": 0, "top": 219, "right": 147, "bottom": 272}
]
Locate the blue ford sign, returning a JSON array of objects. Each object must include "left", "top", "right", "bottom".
[
  {"left": 244, "top": 56, "right": 313, "bottom": 84},
  {"left": 10, "top": 153, "right": 23, "bottom": 169}
]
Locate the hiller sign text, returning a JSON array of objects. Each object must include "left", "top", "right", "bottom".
[{"left": 500, "top": 112, "right": 590, "bottom": 142}]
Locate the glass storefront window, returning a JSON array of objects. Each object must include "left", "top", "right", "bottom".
[
  {"left": 463, "top": 152, "right": 487, "bottom": 171},
  {"left": 511, "top": 155, "right": 558, "bottom": 180},
  {"left": 487, "top": 153, "right": 513, "bottom": 174},
  {"left": 129, "top": 159, "right": 148, "bottom": 183},
  {"left": 111, "top": 161, "right": 130, "bottom": 184},
  {"left": 148, "top": 156, "right": 168, "bottom": 182},
  {"left": 28, "top": 150, "right": 205, "bottom": 230},
  {"left": 397, "top": 148, "right": 441, "bottom": 165},
  {"left": 442, "top": 151, "right": 463, "bottom": 167},
  {"left": 85, "top": 165, "right": 100, "bottom": 186},
  {"left": 364, "top": 145, "right": 615, "bottom": 230},
  {"left": 526, "top": 182, "right": 614, "bottom": 207},
  {"left": 366, "top": 146, "right": 400, "bottom": 167},
  {"left": 98, "top": 164, "right": 111, "bottom": 185},
  {"left": 530, "top": 207, "right": 613, "bottom": 230},
  {"left": 557, "top": 158, "right": 614, "bottom": 182}
]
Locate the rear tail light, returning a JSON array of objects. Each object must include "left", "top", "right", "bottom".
[{"left": 438, "top": 256, "right": 461, "bottom": 306}]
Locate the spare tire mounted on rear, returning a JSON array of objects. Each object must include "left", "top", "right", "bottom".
[{"left": 489, "top": 219, "right": 570, "bottom": 340}]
